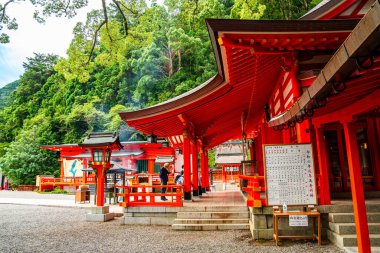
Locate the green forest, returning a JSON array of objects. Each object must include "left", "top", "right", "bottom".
[{"left": 0, "top": 0, "right": 320, "bottom": 186}]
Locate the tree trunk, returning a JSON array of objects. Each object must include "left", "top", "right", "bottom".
[{"left": 177, "top": 50, "right": 182, "bottom": 72}]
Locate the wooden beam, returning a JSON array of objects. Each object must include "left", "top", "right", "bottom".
[{"left": 313, "top": 89, "right": 380, "bottom": 126}]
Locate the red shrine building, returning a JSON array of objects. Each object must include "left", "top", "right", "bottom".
[
  {"left": 119, "top": 0, "right": 380, "bottom": 251},
  {"left": 39, "top": 141, "right": 175, "bottom": 191},
  {"left": 214, "top": 140, "right": 243, "bottom": 183}
]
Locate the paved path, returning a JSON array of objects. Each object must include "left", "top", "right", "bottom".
[
  {"left": 0, "top": 188, "right": 345, "bottom": 253},
  {"left": 0, "top": 203, "right": 344, "bottom": 253},
  {"left": 0, "top": 190, "right": 123, "bottom": 213}
]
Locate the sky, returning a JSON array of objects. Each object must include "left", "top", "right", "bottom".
[{"left": 0, "top": 1, "right": 102, "bottom": 88}]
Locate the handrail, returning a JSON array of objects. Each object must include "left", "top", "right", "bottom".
[
  {"left": 39, "top": 177, "right": 94, "bottom": 192},
  {"left": 40, "top": 177, "right": 83, "bottom": 183},
  {"left": 116, "top": 184, "right": 183, "bottom": 207},
  {"left": 239, "top": 175, "right": 266, "bottom": 207}
]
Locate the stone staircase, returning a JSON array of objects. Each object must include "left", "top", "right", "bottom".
[
  {"left": 172, "top": 206, "right": 250, "bottom": 231},
  {"left": 327, "top": 204, "right": 380, "bottom": 252}
]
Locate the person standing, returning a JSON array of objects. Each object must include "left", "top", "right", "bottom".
[{"left": 159, "top": 163, "right": 170, "bottom": 201}]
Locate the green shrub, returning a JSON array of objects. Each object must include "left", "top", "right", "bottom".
[{"left": 51, "top": 187, "right": 67, "bottom": 194}]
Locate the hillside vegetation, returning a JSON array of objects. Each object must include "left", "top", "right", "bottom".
[
  {"left": 0, "top": 0, "right": 319, "bottom": 186},
  {"left": 0, "top": 80, "right": 19, "bottom": 108}
]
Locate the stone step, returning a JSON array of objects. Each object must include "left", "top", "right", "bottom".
[
  {"left": 329, "top": 222, "right": 380, "bottom": 235},
  {"left": 344, "top": 246, "right": 380, "bottom": 253},
  {"left": 176, "top": 211, "right": 249, "bottom": 219},
  {"left": 329, "top": 213, "right": 380, "bottom": 223},
  {"left": 180, "top": 206, "right": 248, "bottom": 213},
  {"left": 328, "top": 230, "right": 380, "bottom": 247},
  {"left": 331, "top": 191, "right": 380, "bottom": 199},
  {"left": 321, "top": 204, "right": 380, "bottom": 213},
  {"left": 173, "top": 218, "right": 248, "bottom": 224},
  {"left": 172, "top": 223, "right": 250, "bottom": 231}
]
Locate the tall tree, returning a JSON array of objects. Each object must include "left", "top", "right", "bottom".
[{"left": 0, "top": 126, "right": 59, "bottom": 186}]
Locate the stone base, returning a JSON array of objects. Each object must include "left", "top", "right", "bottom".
[
  {"left": 86, "top": 206, "right": 114, "bottom": 222},
  {"left": 121, "top": 206, "right": 179, "bottom": 225},
  {"left": 90, "top": 206, "right": 109, "bottom": 214},
  {"left": 86, "top": 212, "right": 115, "bottom": 222}
]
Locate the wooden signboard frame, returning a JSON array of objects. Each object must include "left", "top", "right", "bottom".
[{"left": 263, "top": 143, "right": 317, "bottom": 206}]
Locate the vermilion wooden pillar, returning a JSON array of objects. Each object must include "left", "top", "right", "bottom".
[
  {"left": 58, "top": 158, "right": 65, "bottom": 190},
  {"left": 297, "top": 120, "right": 311, "bottom": 143},
  {"left": 367, "top": 118, "right": 380, "bottom": 190},
  {"left": 282, "top": 129, "right": 291, "bottom": 144},
  {"left": 205, "top": 150, "right": 210, "bottom": 190},
  {"left": 255, "top": 135, "right": 264, "bottom": 176},
  {"left": 183, "top": 132, "right": 191, "bottom": 200},
  {"left": 315, "top": 125, "right": 331, "bottom": 205},
  {"left": 148, "top": 159, "right": 155, "bottom": 174},
  {"left": 59, "top": 158, "right": 64, "bottom": 178},
  {"left": 96, "top": 167, "right": 105, "bottom": 206},
  {"left": 200, "top": 149, "right": 207, "bottom": 193},
  {"left": 191, "top": 140, "right": 199, "bottom": 196},
  {"left": 343, "top": 122, "right": 371, "bottom": 253}
]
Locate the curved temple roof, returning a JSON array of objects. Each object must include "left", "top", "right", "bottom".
[
  {"left": 120, "top": 18, "right": 359, "bottom": 149},
  {"left": 269, "top": 1, "right": 380, "bottom": 127}
]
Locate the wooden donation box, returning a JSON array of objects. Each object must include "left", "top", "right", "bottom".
[
  {"left": 75, "top": 185, "right": 90, "bottom": 203},
  {"left": 264, "top": 144, "right": 320, "bottom": 246}
]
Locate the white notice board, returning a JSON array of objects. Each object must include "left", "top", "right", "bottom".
[
  {"left": 264, "top": 144, "right": 317, "bottom": 206},
  {"left": 289, "top": 215, "right": 308, "bottom": 227}
]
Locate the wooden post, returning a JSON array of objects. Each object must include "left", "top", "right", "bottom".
[
  {"left": 183, "top": 131, "right": 191, "bottom": 200},
  {"left": 205, "top": 149, "right": 210, "bottom": 190},
  {"left": 222, "top": 165, "right": 226, "bottom": 183},
  {"left": 315, "top": 125, "right": 331, "bottom": 205},
  {"left": 59, "top": 158, "right": 64, "bottom": 178},
  {"left": 256, "top": 134, "right": 264, "bottom": 176},
  {"left": 191, "top": 140, "right": 199, "bottom": 196},
  {"left": 59, "top": 158, "right": 65, "bottom": 190},
  {"left": 367, "top": 118, "right": 380, "bottom": 190},
  {"left": 343, "top": 122, "right": 371, "bottom": 253},
  {"left": 282, "top": 129, "right": 291, "bottom": 144},
  {"left": 297, "top": 120, "right": 311, "bottom": 143},
  {"left": 96, "top": 167, "right": 105, "bottom": 207},
  {"left": 148, "top": 159, "right": 155, "bottom": 174},
  {"left": 249, "top": 140, "right": 255, "bottom": 161},
  {"left": 200, "top": 149, "right": 207, "bottom": 193}
]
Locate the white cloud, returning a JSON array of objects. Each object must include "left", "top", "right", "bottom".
[{"left": 0, "top": 1, "right": 102, "bottom": 87}]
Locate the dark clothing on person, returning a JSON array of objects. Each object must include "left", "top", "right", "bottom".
[
  {"left": 160, "top": 166, "right": 170, "bottom": 200},
  {"left": 159, "top": 166, "right": 169, "bottom": 184}
]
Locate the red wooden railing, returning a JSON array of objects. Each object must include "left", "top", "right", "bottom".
[
  {"left": 17, "top": 185, "right": 37, "bottom": 191},
  {"left": 239, "top": 175, "right": 266, "bottom": 207},
  {"left": 84, "top": 175, "right": 95, "bottom": 184},
  {"left": 116, "top": 184, "right": 183, "bottom": 207},
  {"left": 39, "top": 177, "right": 94, "bottom": 192}
]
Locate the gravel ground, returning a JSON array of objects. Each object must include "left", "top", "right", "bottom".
[{"left": 0, "top": 204, "right": 344, "bottom": 253}]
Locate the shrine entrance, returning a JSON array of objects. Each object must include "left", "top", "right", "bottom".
[{"left": 324, "top": 120, "right": 379, "bottom": 193}]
